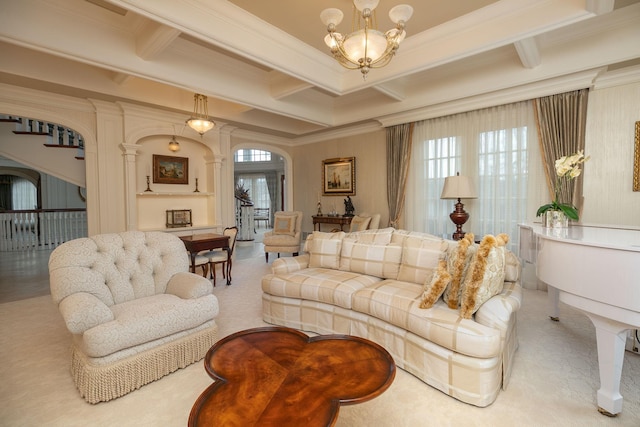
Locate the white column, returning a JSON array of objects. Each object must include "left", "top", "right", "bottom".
[{"left": 120, "top": 143, "right": 141, "bottom": 231}]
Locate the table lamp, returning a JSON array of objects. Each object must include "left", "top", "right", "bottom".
[{"left": 441, "top": 173, "right": 477, "bottom": 240}]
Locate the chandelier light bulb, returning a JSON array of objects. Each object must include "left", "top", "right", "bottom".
[{"left": 389, "top": 4, "right": 413, "bottom": 24}]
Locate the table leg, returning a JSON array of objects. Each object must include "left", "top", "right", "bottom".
[
  {"left": 189, "top": 252, "right": 196, "bottom": 274},
  {"left": 548, "top": 285, "right": 560, "bottom": 321},
  {"left": 226, "top": 249, "right": 232, "bottom": 285},
  {"left": 588, "top": 314, "right": 628, "bottom": 416}
]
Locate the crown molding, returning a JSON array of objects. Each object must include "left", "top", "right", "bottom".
[{"left": 593, "top": 65, "right": 640, "bottom": 90}]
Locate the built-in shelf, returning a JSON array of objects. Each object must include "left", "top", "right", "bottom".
[{"left": 136, "top": 192, "right": 213, "bottom": 197}]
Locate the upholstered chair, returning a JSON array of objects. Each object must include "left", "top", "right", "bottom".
[
  {"left": 263, "top": 211, "right": 303, "bottom": 262},
  {"left": 203, "top": 226, "right": 238, "bottom": 286},
  {"left": 349, "top": 212, "right": 381, "bottom": 232},
  {"left": 48, "top": 231, "right": 219, "bottom": 403},
  {"left": 193, "top": 253, "right": 210, "bottom": 277}
]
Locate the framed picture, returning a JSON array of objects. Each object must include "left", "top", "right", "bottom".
[
  {"left": 634, "top": 121, "right": 639, "bottom": 192},
  {"left": 166, "top": 209, "right": 192, "bottom": 228},
  {"left": 322, "top": 157, "right": 355, "bottom": 196},
  {"left": 153, "top": 155, "right": 188, "bottom": 185}
]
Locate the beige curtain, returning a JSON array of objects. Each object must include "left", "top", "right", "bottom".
[
  {"left": 386, "top": 123, "right": 414, "bottom": 228},
  {"left": 534, "top": 89, "right": 589, "bottom": 210}
]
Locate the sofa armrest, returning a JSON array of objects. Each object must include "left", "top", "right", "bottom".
[
  {"left": 166, "top": 272, "right": 213, "bottom": 299},
  {"left": 58, "top": 292, "right": 114, "bottom": 334},
  {"left": 474, "top": 281, "right": 522, "bottom": 333},
  {"left": 272, "top": 254, "right": 310, "bottom": 274}
]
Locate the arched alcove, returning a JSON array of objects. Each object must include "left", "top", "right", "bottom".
[{"left": 134, "top": 134, "right": 220, "bottom": 231}]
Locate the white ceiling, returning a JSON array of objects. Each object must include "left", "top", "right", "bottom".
[{"left": 0, "top": 0, "right": 639, "bottom": 144}]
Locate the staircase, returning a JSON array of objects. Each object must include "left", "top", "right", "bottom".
[
  {"left": 0, "top": 115, "right": 88, "bottom": 251},
  {"left": 1, "top": 115, "right": 85, "bottom": 159}
]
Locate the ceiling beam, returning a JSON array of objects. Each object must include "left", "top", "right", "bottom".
[
  {"left": 136, "top": 21, "right": 181, "bottom": 61},
  {"left": 514, "top": 37, "right": 541, "bottom": 69}
]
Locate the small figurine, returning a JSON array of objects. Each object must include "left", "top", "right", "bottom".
[
  {"left": 317, "top": 201, "right": 323, "bottom": 216},
  {"left": 344, "top": 196, "right": 355, "bottom": 217}
]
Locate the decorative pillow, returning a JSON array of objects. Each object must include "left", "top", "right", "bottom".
[
  {"left": 442, "top": 233, "right": 476, "bottom": 309},
  {"left": 396, "top": 236, "right": 448, "bottom": 285},
  {"left": 460, "top": 234, "right": 509, "bottom": 319},
  {"left": 349, "top": 215, "right": 371, "bottom": 232},
  {"left": 308, "top": 231, "right": 345, "bottom": 269},
  {"left": 419, "top": 259, "right": 451, "bottom": 309},
  {"left": 273, "top": 214, "right": 296, "bottom": 236}
]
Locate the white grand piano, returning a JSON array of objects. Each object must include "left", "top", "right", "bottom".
[{"left": 519, "top": 223, "right": 640, "bottom": 416}]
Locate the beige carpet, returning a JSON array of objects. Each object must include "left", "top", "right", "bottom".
[{"left": 1, "top": 255, "right": 639, "bottom": 427}]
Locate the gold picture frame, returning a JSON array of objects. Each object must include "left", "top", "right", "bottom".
[
  {"left": 166, "top": 209, "right": 192, "bottom": 228},
  {"left": 322, "top": 157, "right": 355, "bottom": 196},
  {"left": 153, "top": 155, "right": 188, "bottom": 185},
  {"left": 634, "top": 121, "right": 640, "bottom": 192}
]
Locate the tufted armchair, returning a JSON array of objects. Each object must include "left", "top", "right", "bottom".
[
  {"left": 48, "top": 231, "right": 219, "bottom": 403},
  {"left": 263, "top": 211, "right": 303, "bottom": 262}
]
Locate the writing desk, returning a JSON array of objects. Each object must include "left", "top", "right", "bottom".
[{"left": 180, "top": 233, "right": 231, "bottom": 285}]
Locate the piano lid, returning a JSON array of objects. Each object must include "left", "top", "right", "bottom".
[{"left": 523, "top": 223, "right": 640, "bottom": 253}]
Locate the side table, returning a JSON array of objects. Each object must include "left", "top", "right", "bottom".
[{"left": 312, "top": 215, "right": 353, "bottom": 231}]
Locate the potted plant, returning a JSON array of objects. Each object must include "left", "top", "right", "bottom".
[{"left": 536, "top": 150, "right": 590, "bottom": 227}]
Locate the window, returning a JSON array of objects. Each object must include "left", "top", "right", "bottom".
[
  {"left": 0, "top": 176, "right": 37, "bottom": 210},
  {"left": 423, "top": 137, "right": 460, "bottom": 233},
  {"left": 236, "top": 174, "right": 271, "bottom": 209},
  {"left": 406, "top": 101, "right": 544, "bottom": 253},
  {"left": 476, "top": 127, "right": 529, "bottom": 240},
  {"left": 234, "top": 149, "right": 271, "bottom": 162}
]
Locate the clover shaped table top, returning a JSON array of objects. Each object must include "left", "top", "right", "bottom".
[{"left": 189, "top": 326, "right": 396, "bottom": 427}]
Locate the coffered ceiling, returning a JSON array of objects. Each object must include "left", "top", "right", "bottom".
[{"left": 0, "top": 0, "right": 639, "bottom": 144}]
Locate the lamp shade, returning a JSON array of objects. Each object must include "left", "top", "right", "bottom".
[{"left": 440, "top": 175, "right": 477, "bottom": 199}]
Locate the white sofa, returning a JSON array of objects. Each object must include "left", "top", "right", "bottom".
[
  {"left": 49, "top": 231, "right": 219, "bottom": 403},
  {"left": 262, "top": 228, "right": 522, "bottom": 407}
]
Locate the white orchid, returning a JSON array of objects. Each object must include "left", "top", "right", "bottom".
[{"left": 537, "top": 150, "right": 590, "bottom": 221}]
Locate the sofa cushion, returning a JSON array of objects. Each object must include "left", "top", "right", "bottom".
[
  {"left": 460, "top": 234, "right": 508, "bottom": 319},
  {"left": 442, "top": 233, "right": 476, "bottom": 309},
  {"left": 339, "top": 239, "right": 403, "bottom": 279},
  {"left": 352, "top": 280, "right": 502, "bottom": 358},
  {"left": 308, "top": 231, "right": 345, "bottom": 269},
  {"left": 262, "top": 268, "right": 382, "bottom": 309},
  {"left": 397, "top": 236, "right": 447, "bottom": 284},
  {"left": 79, "top": 293, "right": 219, "bottom": 358},
  {"left": 419, "top": 259, "right": 451, "bottom": 309}
]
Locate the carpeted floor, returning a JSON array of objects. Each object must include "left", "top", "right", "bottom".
[{"left": 1, "top": 255, "right": 639, "bottom": 426}]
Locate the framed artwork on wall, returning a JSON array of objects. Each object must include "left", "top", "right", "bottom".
[
  {"left": 322, "top": 157, "right": 355, "bottom": 196},
  {"left": 634, "top": 121, "right": 639, "bottom": 192},
  {"left": 153, "top": 155, "right": 188, "bottom": 185}
]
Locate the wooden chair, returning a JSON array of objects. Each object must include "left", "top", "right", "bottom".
[
  {"left": 254, "top": 207, "right": 270, "bottom": 229},
  {"left": 203, "top": 226, "right": 238, "bottom": 286}
]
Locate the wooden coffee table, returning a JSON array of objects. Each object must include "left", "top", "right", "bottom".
[{"left": 189, "top": 326, "right": 396, "bottom": 427}]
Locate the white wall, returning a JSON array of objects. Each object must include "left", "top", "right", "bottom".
[{"left": 582, "top": 80, "right": 640, "bottom": 226}]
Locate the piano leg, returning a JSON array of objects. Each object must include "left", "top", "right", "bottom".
[
  {"left": 588, "top": 314, "right": 628, "bottom": 416},
  {"left": 548, "top": 285, "right": 560, "bottom": 321}
]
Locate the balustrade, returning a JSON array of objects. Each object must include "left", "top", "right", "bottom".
[{"left": 0, "top": 209, "right": 87, "bottom": 251}]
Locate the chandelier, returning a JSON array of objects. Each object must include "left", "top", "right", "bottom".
[
  {"left": 186, "top": 93, "right": 215, "bottom": 136},
  {"left": 320, "top": 0, "right": 413, "bottom": 79}
]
